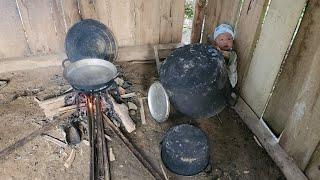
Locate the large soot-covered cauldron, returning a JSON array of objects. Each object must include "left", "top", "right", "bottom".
[
  {"left": 159, "top": 44, "right": 228, "bottom": 119},
  {"left": 161, "top": 124, "right": 210, "bottom": 176}
]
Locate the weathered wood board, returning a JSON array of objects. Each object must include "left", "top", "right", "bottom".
[
  {"left": 16, "top": 0, "right": 65, "bottom": 55},
  {"left": 0, "top": 1, "right": 30, "bottom": 58},
  {"left": 276, "top": 1, "right": 320, "bottom": 169},
  {"left": 241, "top": 0, "right": 306, "bottom": 117},
  {"left": 235, "top": 0, "right": 268, "bottom": 87}
]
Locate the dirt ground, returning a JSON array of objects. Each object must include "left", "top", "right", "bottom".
[{"left": 0, "top": 63, "right": 284, "bottom": 180}]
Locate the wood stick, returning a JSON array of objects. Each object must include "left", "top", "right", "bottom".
[
  {"left": 160, "top": 163, "right": 169, "bottom": 180},
  {"left": 58, "top": 105, "right": 77, "bottom": 114},
  {"left": 129, "top": 61, "right": 155, "bottom": 64},
  {"left": 139, "top": 98, "right": 146, "bottom": 125},
  {"left": 95, "top": 95, "right": 111, "bottom": 180},
  {"left": 191, "top": 0, "right": 207, "bottom": 43},
  {"left": 64, "top": 149, "right": 76, "bottom": 168},
  {"left": 120, "top": 92, "right": 137, "bottom": 99},
  {"left": 34, "top": 94, "right": 74, "bottom": 119},
  {"left": 154, "top": 45, "right": 160, "bottom": 73},
  {"left": 0, "top": 113, "right": 70, "bottom": 160},
  {"left": 109, "top": 95, "right": 136, "bottom": 133},
  {"left": 103, "top": 115, "right": 165, "bottom": 180},
  {"left": 42, "top": 134, "right": 67, "bottom": 148},
  {"left": 109, "top": 148, "right": 115, "bottom": 162},
  {"left": 233, "top": 98, "right": 307, "bottom": 180}
]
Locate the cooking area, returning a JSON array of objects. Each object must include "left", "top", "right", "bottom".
[
  {"left": 0, "top": 18, "right": 283, "bottom": 180},
  {"left": 1, "top": 0, "right": 318, "bottom": 180}
]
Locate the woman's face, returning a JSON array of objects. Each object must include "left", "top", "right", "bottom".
[{"left": 214, "top": 32, "right": 233, "bottom": 51}]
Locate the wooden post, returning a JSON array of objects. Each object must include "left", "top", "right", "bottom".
[
  {"left": 190, "top": 0, "right": 207, "bottom": 43},
  {"left": 153, "top": 45, "right": 160, "bottom": 73}
]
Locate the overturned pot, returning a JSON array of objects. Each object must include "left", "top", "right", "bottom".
[{"left": 161, "top": 124, "right": 210, "bottom": 176}]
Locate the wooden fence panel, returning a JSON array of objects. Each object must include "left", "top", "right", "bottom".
[
  {"left": 52, "top": 0, "right": 68, "bottom": 46},
  {"left": 235, "top": 0, "right": 268, "bottom": 87},
  {"left": 71, "top": 0, "right": 185, "bottom": 46},
  {"left": 94, "top": 0, "right": 111, "bottom": 27},
  {"left": 108, "top": 0, "right": 136, "bottom": 46},
  {"left": 16, "top": 0, "right": 65, "bottom": 55},
  {"left": 160, "top": 0, "right": 173, "bottom": 43},
  {"left": 202, "top": 0, "right": 241, "bottom": 43},
  {"left": 159, "top": 0, "right": 185, "bottom": 44},
  {"left": 275, "top": 1, "right": 320, "bottom": 170},
  {"left": 134, "top": 0, "right": 161, "bottom": 45},
  {"left": 78, "top": 0, "right": 97, "bottom": 20},
  {"left": 60, "top": 0, "right": 81, "bottom": 30},
  {"left": 241, "top": 0, "right": 306, "bottom": 117},
  {"left": 171, "top": 0, "right": 185, "bottom": 43},
  {"left": 263, "top": 6, "right": 312, "bottom": 136},
  {"left": 0, "top": 0, "right": 184, "bottom": 59},
  {"left": 0, "top": 1, "right": 30, "bottom": 58}
]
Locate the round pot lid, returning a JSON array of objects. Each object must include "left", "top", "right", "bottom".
[
  {"left": 147, "top": 82, "right": 170, "bottom": 123},
  {"left": 65, "top": 19, "right": 118, "bottom": 62}
]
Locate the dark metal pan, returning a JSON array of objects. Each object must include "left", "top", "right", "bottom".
[
  {"left": 63, "top": 58, "right": 118, "bottom": 92},
  {"left": 65, "top": 19, "right": 118, "bottom": 62}
]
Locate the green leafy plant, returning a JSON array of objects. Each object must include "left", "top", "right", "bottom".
[{"left": 184, "top": 2, "right": 194, "bottom": 19}]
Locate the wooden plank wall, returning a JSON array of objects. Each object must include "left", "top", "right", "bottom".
[
  {"left": 241, "top": 0, "right": 306, "bottom": 116},
  {"left": 197, "top": 0, "right": 320, "bottom": 178},
  {"left": 0, "top": 0, "right": 185, "bottom": 59},
  {"left": 263, "top": 0, "right": 320, "bottom": 173}
]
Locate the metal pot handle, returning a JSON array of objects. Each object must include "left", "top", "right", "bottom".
[{"left": 62, "top": 59, "right": 70, "bottom": 68}]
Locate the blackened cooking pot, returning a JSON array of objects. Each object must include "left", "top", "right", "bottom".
[
  {"left": 159, "top": 43, "right": 228, "bottom": 119},
  {"left": 161, "top": 124, "right": 210, "bottom": 176}
]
